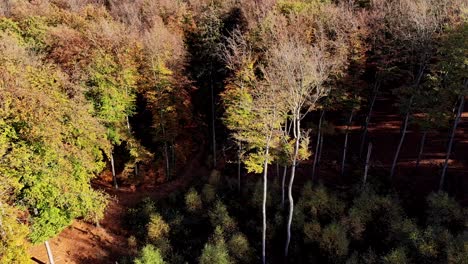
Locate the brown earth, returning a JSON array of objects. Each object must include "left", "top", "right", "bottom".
[{"left": 29, "top": 144, "right": 208, "bottom": 264}]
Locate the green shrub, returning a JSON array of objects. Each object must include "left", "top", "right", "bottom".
[
  {"left": 227, "top": 232, "right": 252, "bottom": 263},
  {"left": 383, "top": 248, "right": 408, "bottom": 264},
  {"left": 199, "top": 227, "right": 232, "bottom": 264},
  {"left": 304, "top": 220, "right": 321, "bottom": 243},
  {"left": 185, "top": 188, "right": 203, "bottom": 213},
  {"left": 147, "top": 213, "right": 170, "bottom": 242},
  {"left": 209, "top": 200, "right": 237, "bottom": 233},
  {"left": 134, "top": 244, "right": 165, "bottom": 264},
  {"left": 426, "top": 192, "right": 465, "bottom": 233},
  {"left": 319, "top": 222, "right": 349, "bottom": 260}
]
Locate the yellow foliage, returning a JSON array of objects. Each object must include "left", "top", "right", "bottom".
[{"left": 147, "top": 214, "right": 170, "bottom": 242}]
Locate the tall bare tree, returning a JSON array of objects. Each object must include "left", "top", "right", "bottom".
[{"left": 262, "top": 18, "right": 347, "bottom": 256}]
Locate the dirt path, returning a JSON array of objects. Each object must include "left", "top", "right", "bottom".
[{"left": 29, "top": 146, "right": 208, "bottom": 264}]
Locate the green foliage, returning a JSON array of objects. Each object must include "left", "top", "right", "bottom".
[
  {"left": 227, "top": 232, "right": 252, "bottom": 263},
  {"left": 426, "top": 192, "right": 465, "bottom": 233},
  {"left": 319, "top": 222, "right": 349, "bottom": 260},
  {"left": 298, "top": 184, "right": 345, "bottom": 225},
  {"left": 382, "top": 248, "right": 408, "bottom": 264},
  {"left": 86, "top": 51, "right": 136, "bottom": 145},
  {"left": 0, "top": 32, "right": 109, "bottom": 244},
  {"left": 134, "top": 244, "right": 166, "bottom": 264},
  {"left": 147, "top": 213, "right": 170, "bottom": 242},
  {"left": 251, "top": 179, "right": 272, "bottom": 209},
  {"left": 208, "top": 201, "right": 237, "bottom": 233},
  {"left": 185, "top": 188, "right": 203, "bottom": 213},
  {"left": 0, "top": 203, "right": 30, "bottom": 264},
  {"left": 199, "top": 227, "right": 232, "bottom": 264}
]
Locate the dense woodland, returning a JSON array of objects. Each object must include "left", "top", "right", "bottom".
[{"left": 0, "top": 0, "right": 467, "bottom": 263}]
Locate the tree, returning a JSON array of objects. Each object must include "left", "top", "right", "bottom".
[
  {"left": 134, "top": 244, "right": 166, "bottom": 264},
  {"left": 370, "top": 0, "right": 459, "bottom": 179},
  {"left": 187, "top": 2, "right": 225, "bottom": 168},
  {"left": 433, "top": 23, "right": 468, "bottom": 190},
  {"left": 222, "top": 28, "right": 286, "bottom": 264},
  {"left": 258, "top": 10, "right": 348, "bottom": 256},
  {"left": 199, "top": 227, "right": 232, "bottom": 264},
  {"left": 0, "top": 30, "right": 110, "bottom": 244}
]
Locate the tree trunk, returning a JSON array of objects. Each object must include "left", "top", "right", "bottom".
[
  {"left": 238, "top": 141, "right": 242, "bottom": 193},
  {"left": 163, "top": 141, "right": 170, "bottom": 180},
  {"left": 312, "top": 110, "right": 325, "bottom": 181},
  {"left": 111, "top": 151, "right": 118, "bottom": 189},
  {"left": 440, "top": 94, "right": 465, "bottom": 191},
  {"left": 45, "top": 240, "right": 55, "bottom": 264},
  {"left": 160, "top": 111, "right": 170, "bottom": 180},
  {"left": 281, "top": 166, "right": 287, "bottom": 209},
  {"left": 363, "top": 142, "right": 373, "bottom": 187},
  {"left": 210, "top": 63, "right": 217, "bottom": 168},
  {"left": 317, "top": 134, "right": 324, "bottom": 175},
  {"left": 341, "top": 110, "right": 354, "bottom": 176},
  {"left": 262, "top": 142, "right": 271, "bottom": 264},
  {"left": 360, "top": 82, "right": 379, "bottom": 158},
  {"left": 171, "top": 141, "right": 176, "bottom": 177},
  {"left": 126, "top": 115, "right": 131, "bottom": 133},
  {"left": 415, "top": 130, "right": 427, "bottom": 168},
  {"left": 390, "top": 96, "right": 414, "bottom": 179},
  {"left": 285, "top": 116, "right": 300, "bottom": 258},
  {"left": 312, "top": 133, "right": 321, "bottom": 182},
  {"left": 135, "top": 162, "right": 139, "bottom": 177}
]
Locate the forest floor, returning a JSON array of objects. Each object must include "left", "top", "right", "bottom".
[
  {"left": 29, "top": 97, "right": 468, "bottom": 263},
  {"left": 29, "top": 144, "right": 208, "bottom": 264}
]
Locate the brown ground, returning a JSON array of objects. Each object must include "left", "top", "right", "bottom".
[
  {"left": 29, "top": 95, "right": 468, "bottom": 263},
  {"left": 29, "top": 145, "right": 208, "bottom": 264}
]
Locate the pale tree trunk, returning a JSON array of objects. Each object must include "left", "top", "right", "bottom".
[
  {"left": 390, "top": 96, "right": 414, "bottom": 179},
  {"left": 415, "top": 130, "right": 427, "bottom": 168},
  {"left": 126, "top": 115, "right": 131, "bottom": 133},
  {"left": 341, "top": 110, "right": 354, "bottom": 176},
  {"left": 45, "top": 241, "right": 55, "bottom": 264},
  {"left": 363, "top": 142, "right": 373, "bottom": 187},
  {"left": 285, "top": 116, "right": 300, "bottom": 258},
  {"left": 312, "top": 110, "right": 325, "bottom": 181},
  {"left": 440, "top": 94, "right": 465, "bottom": 191},
  {"left": 262, "top": 139, "right": 271, "bottom": 264},
  {"left": 135, "top": 162, "right": 139, "bottom": 177},
  {"left": 360, "top": 82, "right": 379, "bottom": 158},
  {"left": 111, "top": 151, "right": 118, "bottom": 189},
  {"left": 281, "top": 166, "right": 287, "bottom": 209}
]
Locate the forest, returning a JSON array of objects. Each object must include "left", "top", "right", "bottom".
[{"left": 0, "top": 0, "right": 467, "bottom": 263}]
